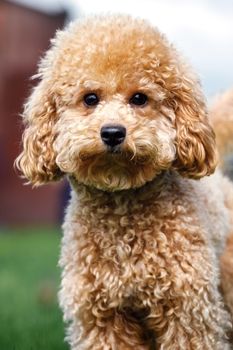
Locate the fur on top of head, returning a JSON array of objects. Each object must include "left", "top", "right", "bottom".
[{"left": 16, "top": 15, "right": 217, "bottom": 191}]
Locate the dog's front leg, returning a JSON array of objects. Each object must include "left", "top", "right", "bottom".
[
  {"left": 59, "top": 270, "right": 150, "bottom": 349},
  {"left": 143, "top": 279, "right": 231, "bottom": 349},
  {"left": 66, "top": 300, "right": 152, "bottom": 350}
]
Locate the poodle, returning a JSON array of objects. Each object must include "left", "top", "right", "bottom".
[{"left": 16, "top": 15, "right": 233, "bottom": 349}]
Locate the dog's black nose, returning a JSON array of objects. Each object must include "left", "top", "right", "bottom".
[{"left": 100, "top": 124, "right": 126, "bottom": 147}]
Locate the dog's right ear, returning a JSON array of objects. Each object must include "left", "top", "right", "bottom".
[{"left": 15, "top": 78, "right": 63, "bottom": 186}]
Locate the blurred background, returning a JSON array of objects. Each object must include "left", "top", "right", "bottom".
[{"left": 0, "top": 0, "right": 232, "bottom": 349}]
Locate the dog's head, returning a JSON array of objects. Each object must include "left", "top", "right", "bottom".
[{"left": 16, "top": 15, "right": 217, "bottom": 191}]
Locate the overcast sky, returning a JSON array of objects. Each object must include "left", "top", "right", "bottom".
[{"left": 12, "top": 0, "right": 233, "bottom": 100}]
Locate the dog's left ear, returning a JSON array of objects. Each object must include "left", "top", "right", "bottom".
[
  {"left": 15, "top": 35, "right": 65, "bottom": 187},
  {"left": 15, "top": 78, "right": 63, "bottom": 186},
  {"left": 172, "top": 76, "right": 218, "bottom": 179}
]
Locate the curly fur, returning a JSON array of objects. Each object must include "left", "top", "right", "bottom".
[
  {"left": 16, "top": 15, "right": 233, "bottom": 349},
  {"left": 211, "top": 89, "right": 233, "bottom": 178},
  {"left": 211, "top": 89, "right": 233, "bottom": 156}
]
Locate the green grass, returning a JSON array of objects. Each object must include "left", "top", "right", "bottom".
[{"left": 0, "top": 228, "right": 69, "bottom": 350}]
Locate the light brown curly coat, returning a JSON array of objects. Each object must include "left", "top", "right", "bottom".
[{"left": 16, "top": 15, "right": 233, "bottom": 349}]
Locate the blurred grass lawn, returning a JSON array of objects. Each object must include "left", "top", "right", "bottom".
[{"left": 0, "top": 228, "right": 69, "bottom": 350}]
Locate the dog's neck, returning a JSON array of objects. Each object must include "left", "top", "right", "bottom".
[{"left": 69, "top": 170, "right": 177, "bottom": 208}]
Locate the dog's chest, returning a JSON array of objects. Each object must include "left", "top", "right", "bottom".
[
  {"left": 73, "top": 185, "right": 194, "bottom": 297},
  {"left": 63, "top": 179, "right": 214, "bottom": 307}
]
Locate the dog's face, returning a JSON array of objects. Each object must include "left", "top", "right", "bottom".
[
  {"left": 16, "top": 16, "right": 217, "bottom": 191},
  {"left": 53, "top": 53, "right": 177, "bottom": 191}
]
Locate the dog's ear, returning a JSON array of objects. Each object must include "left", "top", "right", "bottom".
[
  {"left": 15, "top": 78, "right": 63, "bottom": 186},
  {"left": 172, "top": 76, "right": 218, "bottom": 179}
]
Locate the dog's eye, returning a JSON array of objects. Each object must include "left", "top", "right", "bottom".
[
  {"left": 129, "top": 93, "right": 148, "bottom": 106},
  {"left": 83, "top": 93, "right": 99, "bottom": 107}
]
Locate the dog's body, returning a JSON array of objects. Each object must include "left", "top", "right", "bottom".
[
  {"left": 16, "top": 16, "right": 233, "bottom": 349},
  {"left": 60, "top": 172, "right": 232, "bottom": 349}
]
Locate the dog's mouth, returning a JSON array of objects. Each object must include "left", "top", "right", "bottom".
[
  {"left": 106, "top": 144, "right": 123, "bottom": 154},
  {"left": 63, "top": 140, "right": 171, "bottom": 191},
  {"left": 56, "top": 136, "right": 169, "bottom": 191},
  {"left": 72, "top": 151, "right": 158, "bottom": 191},
  {"left": 78, "top": 147, "right": 151, "bottom": 165}
]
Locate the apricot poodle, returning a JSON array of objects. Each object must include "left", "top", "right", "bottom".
[{"left": 16, "top": 15, "right": 233, "bottom": 349}]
